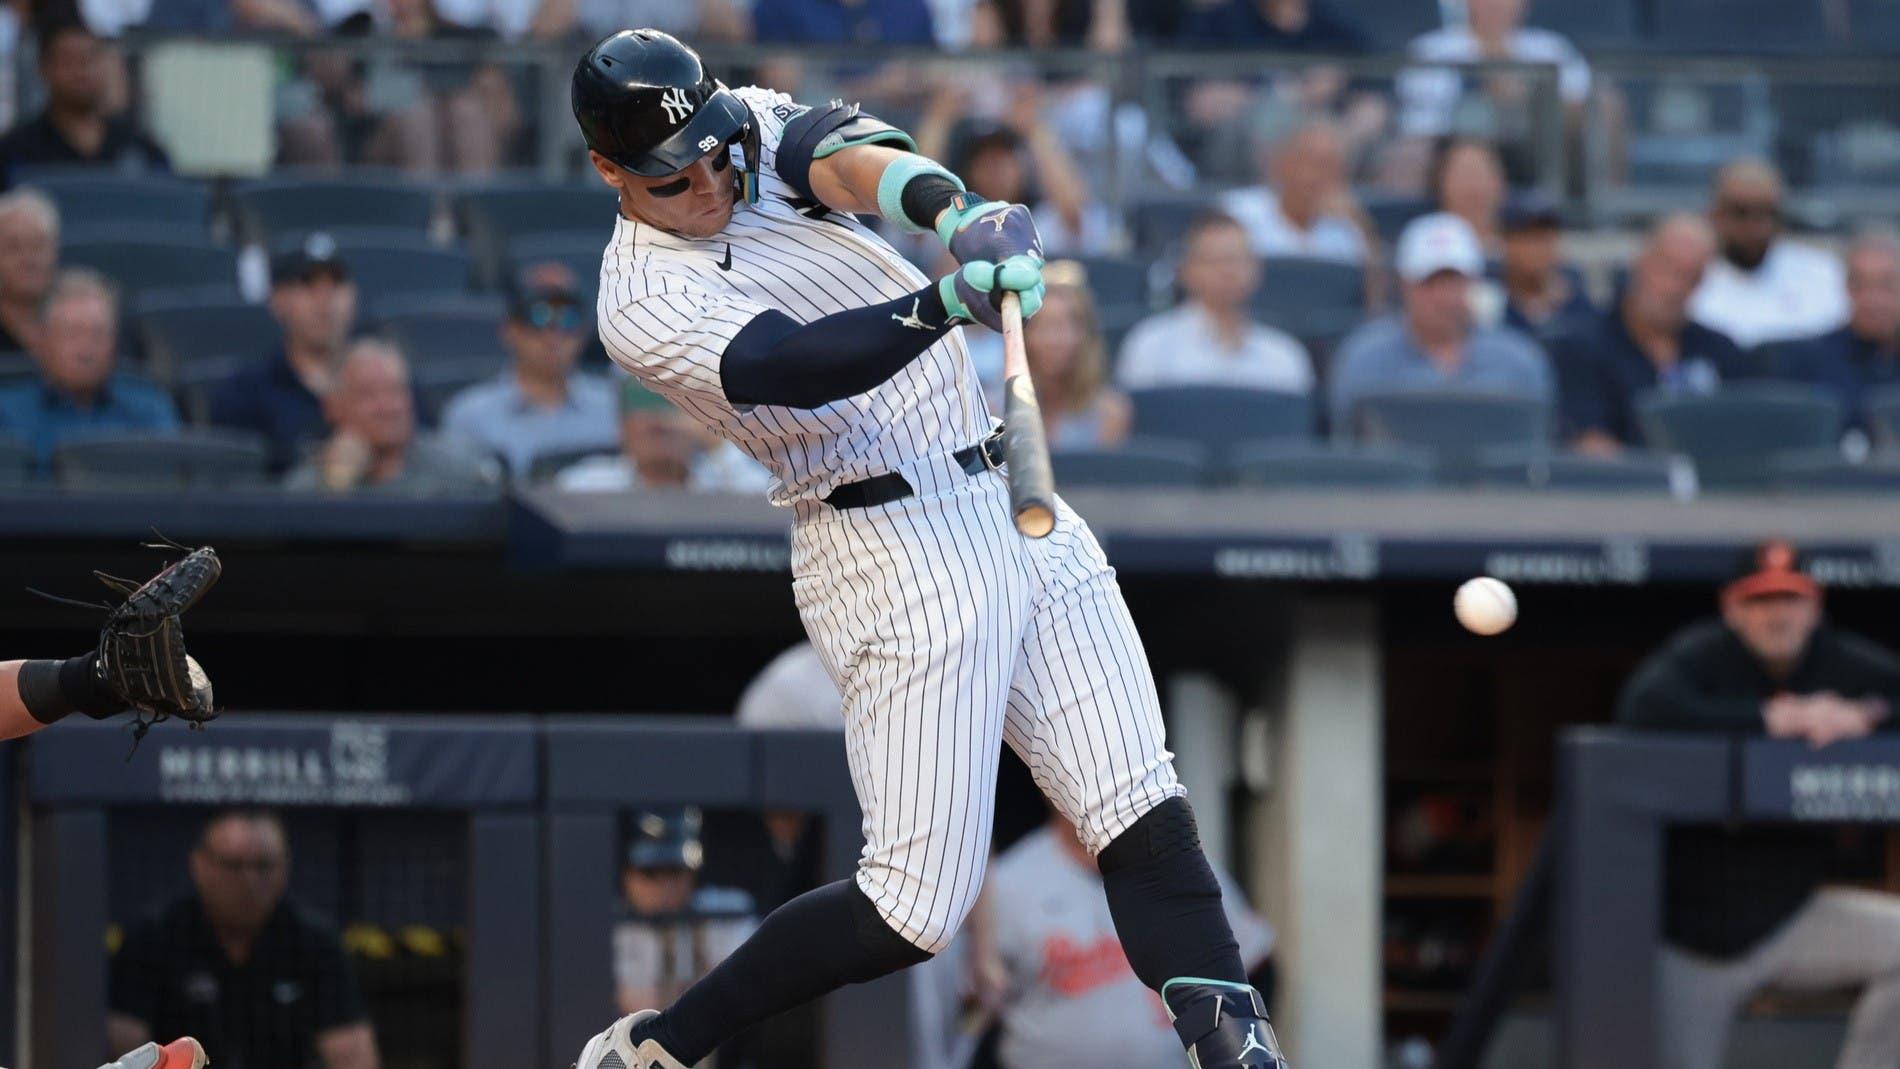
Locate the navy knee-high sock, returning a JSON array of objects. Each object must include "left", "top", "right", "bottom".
[
  {"left": 1095, "top": 797, "right": 1248, "bottom": 998},
  {"left": 635, "top": 879, "right": 931, "bottom": 1065}
]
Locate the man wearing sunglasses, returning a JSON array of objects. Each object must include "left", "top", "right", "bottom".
[
  {"left": 440, "top": 260, "right": 618, "bottom": 479},
  {"left": 1688, "top": 157, "right": 1849, "bottom": 348},
  {"left": 569, "top": 27, "right": 1287, "bottom": 1069}
]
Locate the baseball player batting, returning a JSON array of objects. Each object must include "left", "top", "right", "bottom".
[{"left": 570, "top": 30, "right": 1289, "bottom": 1069}]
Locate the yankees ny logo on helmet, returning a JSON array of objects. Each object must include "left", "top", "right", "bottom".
[{"left": 660, "top": 87, "right": 692, "bottom": 124}]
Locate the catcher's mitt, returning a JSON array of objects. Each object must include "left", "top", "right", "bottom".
[{"left": 91, "top": 544, "right": 222, "bottom": 732}]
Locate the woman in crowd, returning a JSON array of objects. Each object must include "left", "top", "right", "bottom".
[{"left": 1025, "top": 262, "right": 1130, "bottom": 451}]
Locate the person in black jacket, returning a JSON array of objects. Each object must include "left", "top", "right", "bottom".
[
  {"left": 1617, "top": 540, "right": 1900, "bottom": 1069},
  {"left": 108, "top": 810, "right": 380, "bottom": 1069}
]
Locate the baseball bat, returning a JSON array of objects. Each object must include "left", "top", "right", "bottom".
[{"left": 999, "top": 292, "right": 1056, "bottom": 539}]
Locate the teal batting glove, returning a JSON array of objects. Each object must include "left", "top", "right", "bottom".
[{"left": 937, "top": 256, "right": 1045, "bottom": 332}]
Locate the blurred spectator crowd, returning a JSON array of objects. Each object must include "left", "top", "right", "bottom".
[{"left": 0, "top": 0, "right": 1897, "bottom": 497}]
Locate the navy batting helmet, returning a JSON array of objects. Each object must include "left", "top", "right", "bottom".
[{"left": 572, "top": 29, "right": 760, "bottom": 202}]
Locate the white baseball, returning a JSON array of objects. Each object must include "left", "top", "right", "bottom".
[{"left": 1454, "top": 577, "right": 1517, "bottom": 636}]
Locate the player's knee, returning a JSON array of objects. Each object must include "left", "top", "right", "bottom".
[
  {"left": 844, "top": 878, "right": 938, "bottom": 975},
  {"left": 1097, "top": 795, "right": 1205, "bottom": 875},
  {"left": 856, "top": 859, "right": 984, "bottom": 956}
]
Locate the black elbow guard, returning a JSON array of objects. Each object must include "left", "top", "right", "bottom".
[{"left": 776, "top": 100, "right": 917, "bottom": 205}]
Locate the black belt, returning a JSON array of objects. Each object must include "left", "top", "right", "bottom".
[{"left": 823, "top": 430, "right": 1006, "bottom": 511}]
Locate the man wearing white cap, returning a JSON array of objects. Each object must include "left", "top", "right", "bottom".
[{"left": 1328, "top": 212, "right": 1553, "bottom": 433}]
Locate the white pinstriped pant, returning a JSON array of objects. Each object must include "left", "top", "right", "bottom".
[{"left": 790, "top": 456, "right": 1185, "bottom": 953}]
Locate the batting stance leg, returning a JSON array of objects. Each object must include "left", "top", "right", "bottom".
[{"left": 1002, "top": 494, "right": 1288, "bottom": 1067}]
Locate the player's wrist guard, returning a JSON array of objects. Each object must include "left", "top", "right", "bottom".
[
  {"left": 932, "top": 191, "right": 998, "bottom": 247},
  {"left": 18, "top": 653, "right": 117, "bottom": 724},
  {"left": 876, "top": 154, "right": 967, "bottom": 234}
]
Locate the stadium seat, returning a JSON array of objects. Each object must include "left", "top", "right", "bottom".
[
  {"left": 172, "top": 355, "right": 249, "bottom": 425},
  {"left": 412, "top": 355, "right": 508, "bottom": 422},
  {"left": 1651, "top": 0, "right": 1828, "bottom": 53},
  {"left": 1351, "top": 0, "right": 1445, "bottom": 49},
  {"left": 1131, "top": 197, "right": 1210, "bottom": 255},
  {"left": 276, "top": 229, "right": 474, "bottom": 306},
  {"left": 1231, "top": 439, "right": 1435, "bottom": 489},
  {"left": 23, "top": 172, "right": 212, "bottom": 231},
  {"left": 0, "top": 436, "right": 31, "bottom": 487},
  {"left": 457, "top": 183, "right": 617, "bottom": 289},
  {"left": 62, "top": 237, "right": 240, "bottom": 301},
  {"left": 1474, "top": 447, "right": 1681, "bottom": 494},
  {"left": 506, "top": 232, "right": 606, "bottom": 304},
  {"left": 1771, "top": 449, "right": 1900, "bottom": 493},
  {"left": 233, "top": 179, "right": 437, "bottom": 245},
  {"left": 528, "top": 444, "right": 620, "bottom": 485},
  {"left": 0, "top": 352, "right": 35, "bottom": 387},
  {"left": 1067, "top": 256, "right": 1153, "bottom": 315},
  {"left": 1865, "top": 384, "right": 1900, "bottom": 449},
  {"left": 1251, "top": 257, "right": 1363, "bottom": 334},
  {"left": 1619, "top": 77, "right": 1776, "bottom": 190},
  {"left": 1638, "top": 385, "right": 1844, "bottom": 491},
  {"left": 1352, "top": 392, "right": 1552, "bottom": 451},
  {"left": 377, "top": 303, "right": 509, "bottom": 366},
  {"left": 1050, "top": 439, "right": 1210, "bottom": 488},
  {"left": 53, "top": 429, "right": 271, "bottom": 491},
  {"left": 1128, "top": 386, "right": 1315, "bottom": 474},
  {"left": 1531, "top": 0, "right": 1639, "bottom": 48},
  {"left": 1848, "top": 0, "right": 1900, "bottom": 49},
  {"left": 135, "top": 293, "right": 279, "bottom": 381},
  {"left": 1362, "top": 195, "right": 1431, "bottom": 247},
  {"left": 1352, "top": 392, "right": 1553, "bottom": 483}
]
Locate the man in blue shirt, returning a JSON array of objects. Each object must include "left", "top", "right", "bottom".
[
  {"left": 208, "top": 234, "right": 357, "bottom": 470},
  {"left": 1551, "top": 214, "right": 1751, "bottom": 453},
  {"left": 0, "top": 268, "right": 176, "bottom": 467},
  {"left": 439, "top": 261, "right": 617, "bottom": 478},
  {"left": 1780, "top": 232, "right": 1900, "bottom": 435},
  {"left": 1329, "top": 212, "right": 1553, "bottom": 434}
]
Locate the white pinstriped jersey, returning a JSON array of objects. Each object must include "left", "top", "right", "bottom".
[
  {"left": 596, "top": 84, "right": 994, "bottom": 507},
  {"left": 594, "top": 82, "right": 1186, "bottom": 962}
]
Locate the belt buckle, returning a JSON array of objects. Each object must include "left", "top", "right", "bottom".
[{"left": 979, "top": 430, "right": 1005, "bottom": 471}]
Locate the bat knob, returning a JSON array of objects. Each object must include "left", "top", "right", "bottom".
[{"left": 1015, "top": 504, "right": 1055, "bottom": 539}]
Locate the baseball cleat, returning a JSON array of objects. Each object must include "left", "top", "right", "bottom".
[
  {"left": 99, "top": 1037, "right": 210, "bottom": 1069},
  {"left": 573, "top": 1009, "right": 688, "bottom": 1069},
  {"left": 1164, "top": 979, "right": 1290, "bottom": 1068}
]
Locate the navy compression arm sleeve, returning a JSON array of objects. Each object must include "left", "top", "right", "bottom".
[{"left": 722, "top": 285, "right": 954, "bottom": 409}]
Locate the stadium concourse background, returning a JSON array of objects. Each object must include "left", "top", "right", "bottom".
[{"left": 3, "top": 0, "right": 1900, "bottom": 1068}]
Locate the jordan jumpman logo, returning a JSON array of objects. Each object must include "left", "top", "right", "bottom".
[{"left": 892, "top": 297, "right": 931, "bottom": 331}]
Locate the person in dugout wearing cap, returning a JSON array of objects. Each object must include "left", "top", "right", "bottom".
[
  {"left": 614, "top": 809, "right": 759, "bottom": 1024},
  {"left": 1617, "top": 540, "right": 1900, "bottom": 1069}
]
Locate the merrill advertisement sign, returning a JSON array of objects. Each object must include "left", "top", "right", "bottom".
[
  {"left": 27, "top": 717, "right": 535, "bottom": 808},
  {"left": 156, "top": 723, "right": 410, "bottom": 806},
  {"left": 1741, "top": 739, "right": 1900, "bottom": 821}
]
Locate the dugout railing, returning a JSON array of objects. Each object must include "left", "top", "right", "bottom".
[
  {"left": 6, "top": 717, "right": 904, "bottom": 1069},
  {"left": 80, "top": 35, "right": 1900, "bottom": 227},
  {"left": 1552, "top": 729, "right": 1900, "bottom": 1069},
  {"left": 540, "top": 717, "right": 898, "bottom": 1069},
  {"left": 17, "top": 716, "right": 543, "bottom": 1069}
]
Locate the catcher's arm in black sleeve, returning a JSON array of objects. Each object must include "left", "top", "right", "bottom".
[
  {"left": 3, "top": 545, "right": 222, "bottom": 741},
  {"left": 3, "top": 655, "right": 118, "bottom": 739}
]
